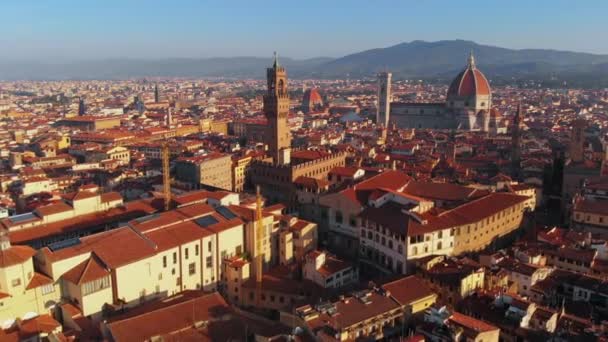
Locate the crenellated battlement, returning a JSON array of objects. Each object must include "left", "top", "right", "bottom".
[{"left": 292, "top": 152, "right": 347, "bottom": 170}]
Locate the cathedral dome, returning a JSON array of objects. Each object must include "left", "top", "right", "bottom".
[
  {"left": 447, "top": 53, "right": 491, "bottom": 97},
  {"left": 302, "top": 88, "right": 324, "bottom": 113}
]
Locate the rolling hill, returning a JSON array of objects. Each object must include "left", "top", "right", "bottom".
[{"left": 2, "top": 40, "right": 608, "bottom": 87}]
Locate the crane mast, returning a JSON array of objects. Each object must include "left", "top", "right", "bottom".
[
  {"left": 255, "top": 186, "right": 264, "bottom": 306},
  {"left": 162, "top": 141, "right": 171, "bottom": 211}
]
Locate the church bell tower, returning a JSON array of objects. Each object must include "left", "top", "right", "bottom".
[{"left": 263, "top": 52, "right": 291, "bottom": 164}]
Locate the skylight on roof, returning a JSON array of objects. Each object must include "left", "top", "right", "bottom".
[
  {"left": 194, "top": 215, "right": 219, "bottom": 228},
  {"left": 48, "top": 237, "right": 82, "bottom": 252},
  {"left": 9, "top": 212, "right": 37, "bottom": 224},
  {"left": 216, "top": 206, "right": 237, "bottom": 220}
]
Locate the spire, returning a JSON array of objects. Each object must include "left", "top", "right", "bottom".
[
  {"left": 468, "top": 50, "right": 476, "bottom": 68},
  {"left": 273, "top": 51, "right": 279, "bottom": 68}
]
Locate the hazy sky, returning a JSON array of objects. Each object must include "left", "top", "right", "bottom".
[{"left": 2, "top": 0, "right": 607, "bottom": 61}]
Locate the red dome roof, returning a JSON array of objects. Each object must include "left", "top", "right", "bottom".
[
  {"left": 447, "top": 54, "right": 491, "bottom": 97},
  {"left": 303, "top": 88, "right": 323, "bottom": 104}
]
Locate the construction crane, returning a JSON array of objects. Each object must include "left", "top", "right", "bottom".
[
  {"left": 255, "top": 185, "right": 265, "bottom": 306},
  {"left": 161, "top": 141, "right": 171, "bottom": 211}
]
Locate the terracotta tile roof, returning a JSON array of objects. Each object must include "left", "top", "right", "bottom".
[
  {"left": 107, "top": 290, "right": 288, "bottom": 341},
  {"left": 18, "top": 314, "right": 61, "bottom": 338},
  {"left": 173, "top": 203, "right": 215, "bottom": 219},
  {"left": 499, "top": 259, "right": 542, "bottom": 277},
  {"left": 0, "top": 245, "right": 36, "bottom": 267},
  {"left": 573, "top": 197, "right": 608, "bottom": 216},
  {"left": 61, "top": 190, "right": 97, "bottom": 202},
  {"left": 145, "top": 221, "right": 214, "bottom": 252},
  {"left": 290, "top": 219, "right": 314, "bottom": 232},
  {"left": 363, "top": 192, "right": 528, "bottom": 237},
  {"left": 100, "top": 192, "right": 122, "bottom": 203},
  {"left": 403, "top": 181, "right": 488, "bottom": 202},
  {"left": 316, "top": 255, "right": 352, "bottom": 277},
  {"left": 328, "top": 166, "right": 361, "bottom": 178},
  {"left": 306, "top": 290, "right": 401, "bottom": 331},
  {"left": 9, "top": 200, "right": 157, "bottom": 244},
  {"left": 172, "top": 190, "right": 212, "bottom": 206},
  {"left": 62, "top": 253, "right": 109, "bottom": 285},
  {"left": 60, "top": 302, "right": 82, "bottom": 318},
  {"left": 35, "top": 202, "right": 73, "bottom": 216},
  {"left": 449, "top": 311, "right": 498, "bottom": 333},
  {"left": 43, "top": 227, "right": 157, "bottom": 269},
  {"left": 228, "top": 204, "right": 272, "bottom": 222},
  {"left": 25, "top": 272, "right": 53, "bottom": 290},
  {"left": 338, "top": 170, "right": 411, "bottom": 207},
  {"left": 382, "top": 275, "right": 435, "bottom": 306},
  {"left": 413, "top": 192, "right": 528, "bottom": 234},
  {"left": 105, "top": 291, "right": 230, "bottom": 341}
]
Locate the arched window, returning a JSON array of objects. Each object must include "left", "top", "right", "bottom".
[
  {"left": 398, "top": 245, "right": 403, "bottom": 254},
  {"left": 388, "top": 240, "right": 393, "bottom": 249},
  {"left": 437, "top": 242, "right": 442, "bottom": 250},
  {"left": 367, "top": 231, "right": 373, "bottom": 239},
  {"left": 278, "top": 79, "right": 285, "bottom": 96}
]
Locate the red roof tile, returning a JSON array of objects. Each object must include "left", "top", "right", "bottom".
[
  {"left": 0, "top": 245, "right": 36, "bottom": 267},
  {"left": 62, "top": 253, "right": 109, "bottom": 285}
]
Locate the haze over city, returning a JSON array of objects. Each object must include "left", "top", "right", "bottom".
[{"left": 1, "top": 2, "right": 608, "bottom": 342}]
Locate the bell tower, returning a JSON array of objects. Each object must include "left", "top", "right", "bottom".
[{"left": 264, "top": 52, "right": 291, "bottom": 164}]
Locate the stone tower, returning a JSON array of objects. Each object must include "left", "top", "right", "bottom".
[
  {"left": 78, "top": 97, "right": 86, "bottom": 116},
  {"left": 376, "top": 72, "right": 392, "bottom": 127},
  {"left": 569, "top": 119, "right": 586, "bottom": 163},
  {"left": 511, "top": 103, "right": 523, "bottom": 178},
  {"left": 154, "top": 84, "right": 160, "bottom": 103},
  {"left": 263, "top": 53, "right": 291, "bottom": 165}
]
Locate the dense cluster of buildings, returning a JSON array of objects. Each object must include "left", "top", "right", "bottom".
[{"left": 0, "top": 52, "right": 607, "bottom": 341}]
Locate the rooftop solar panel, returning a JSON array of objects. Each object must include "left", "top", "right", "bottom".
[
  {"left": 216, "top": 206, "right": 237, "bottom": 220},
  {"left": 48, "top": 237, "right": 82, "bottom": 252},
  {"left": 9, "top": 212, "right": 37, "bottom": 224},
  {"left": 194, "top": 215, "right": 219, "bottom": 228},
  {"left": 134, "top": 213, "right": 160, "bottom": 223}
]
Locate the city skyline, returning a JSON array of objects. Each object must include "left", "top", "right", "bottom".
[
  {"left": 1, "top": 2, "right": 608, "bottom": 341},
  {"left": 1, "top": 0, "right": 608, "bottom": 61}
]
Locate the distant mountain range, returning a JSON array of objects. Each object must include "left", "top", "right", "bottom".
[{"left": 2, "top": 40, "right": 608, "bottom": 87}]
